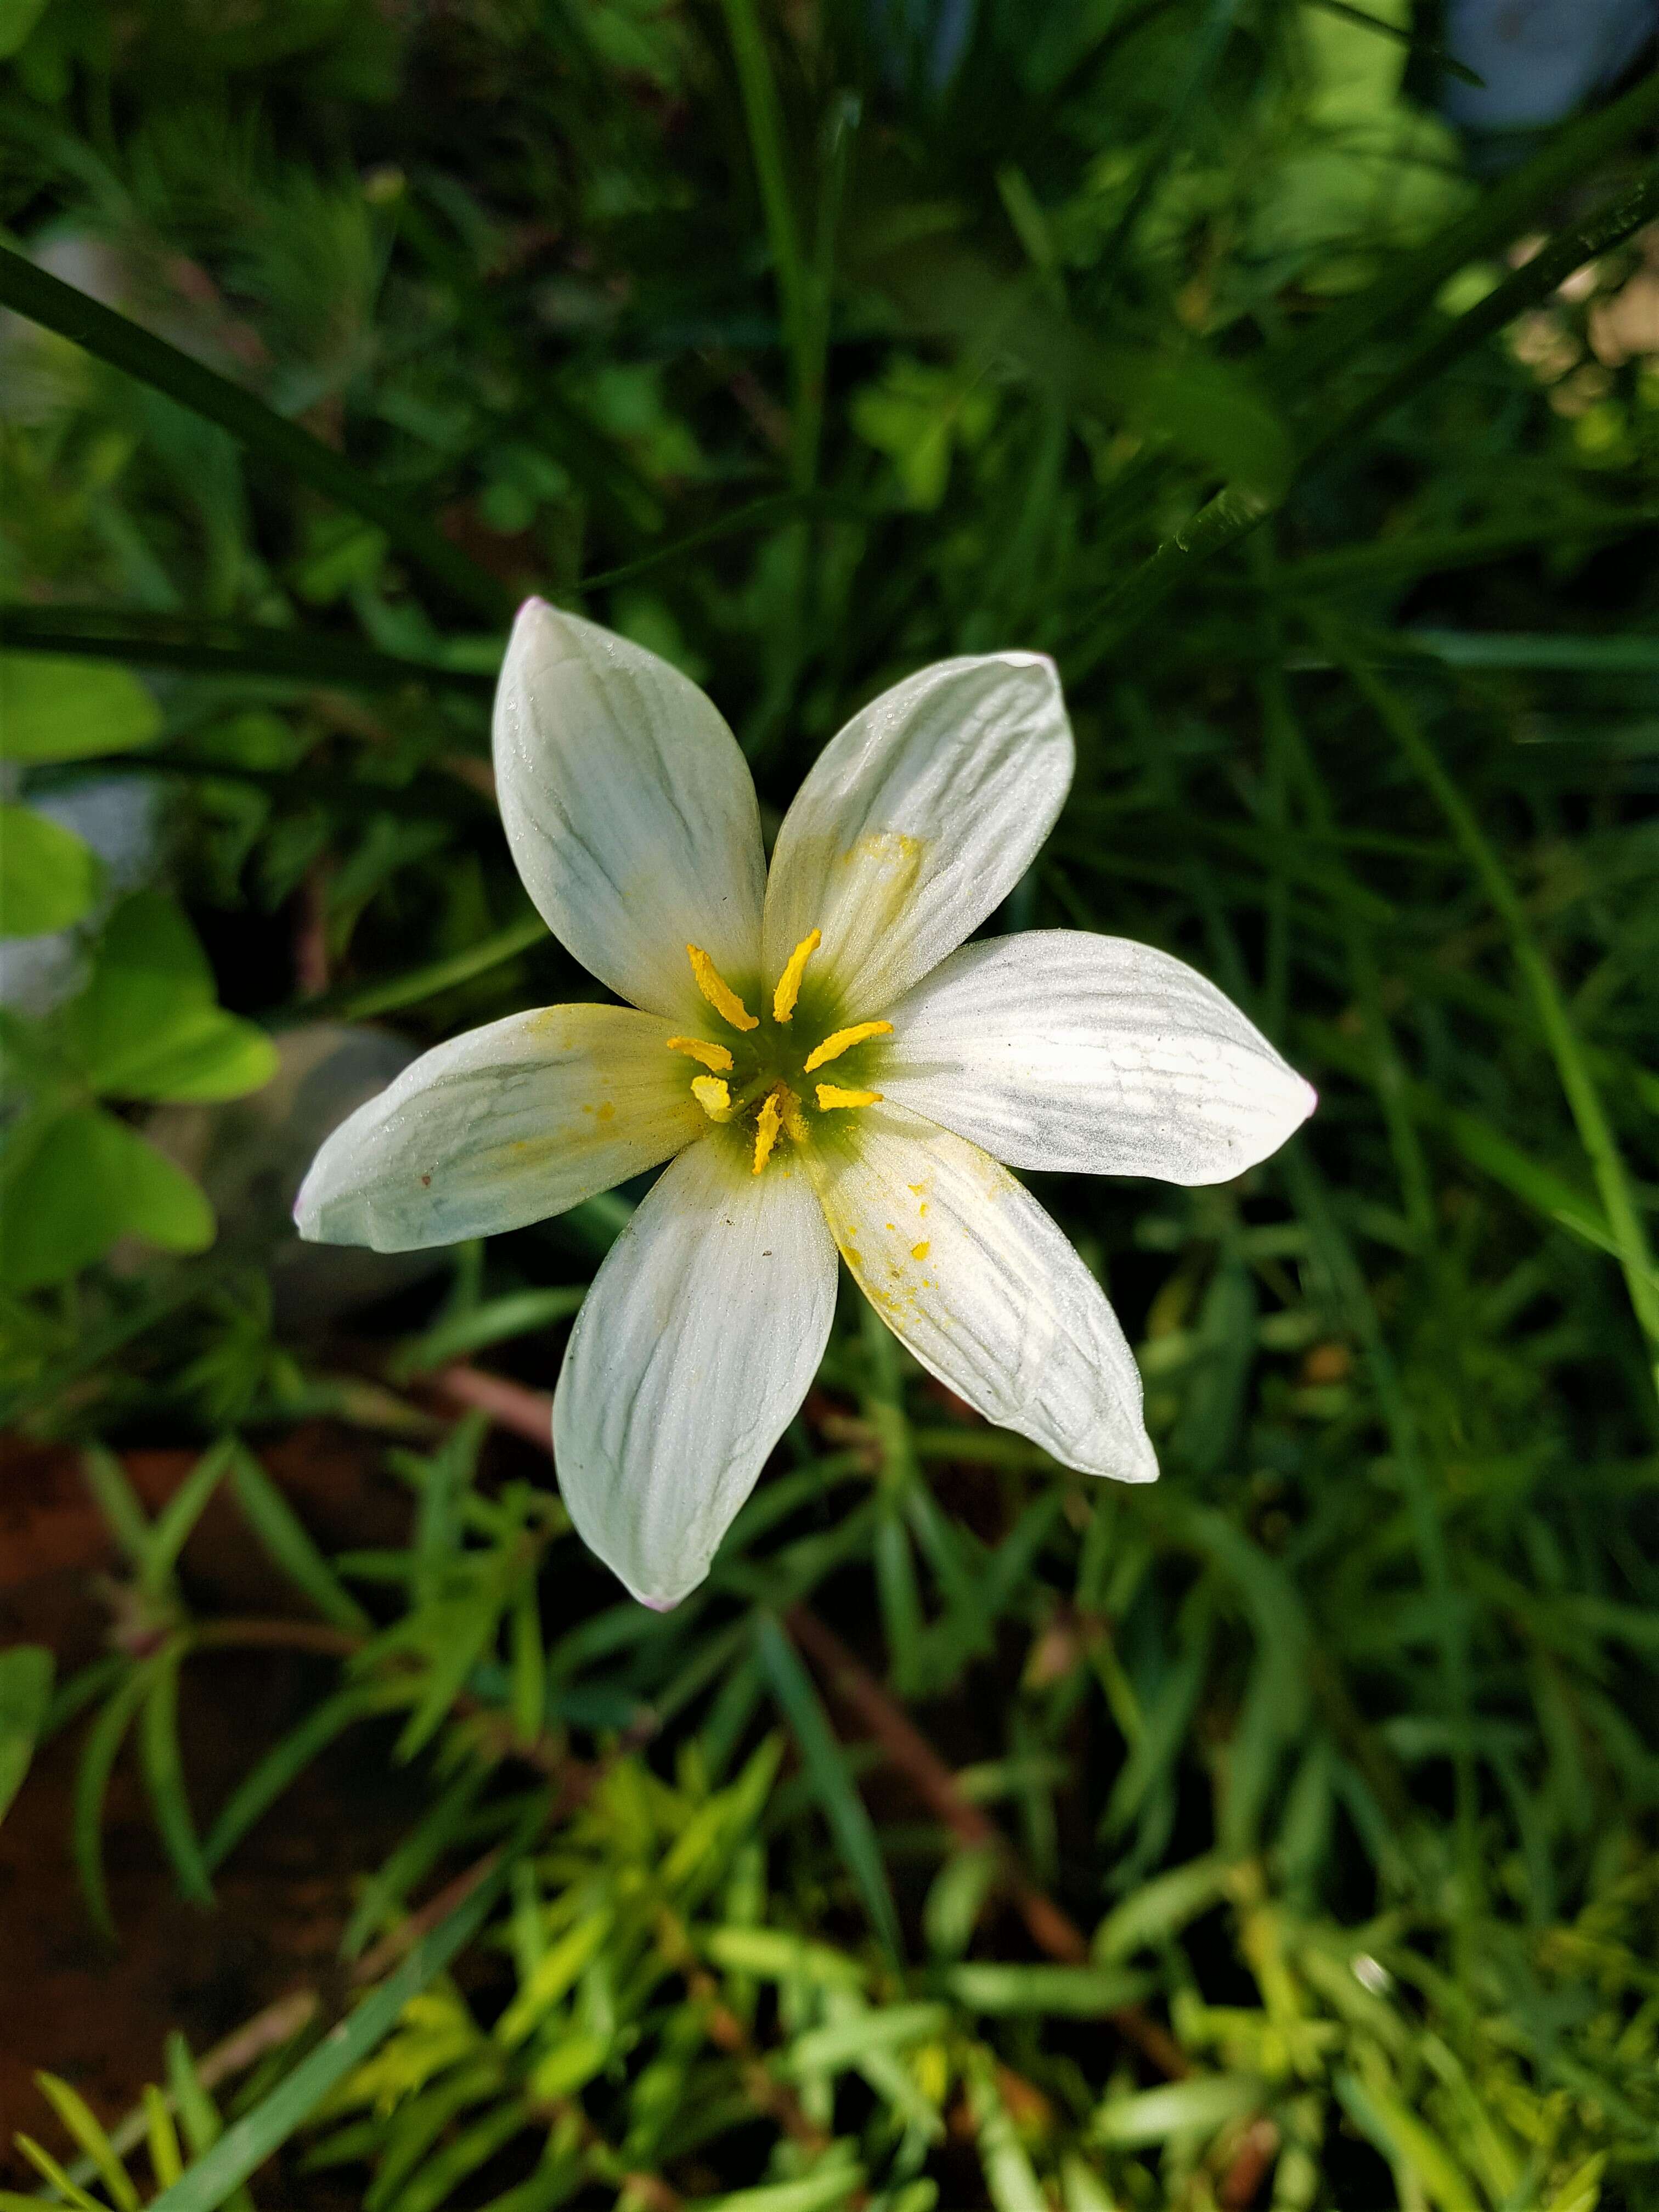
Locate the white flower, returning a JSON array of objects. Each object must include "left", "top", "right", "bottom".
[{"left": 296, "top": 603, "right": 1315, "bottom": 1607}]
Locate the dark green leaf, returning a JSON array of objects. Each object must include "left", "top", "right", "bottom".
[
  {"left": 753, "top": 1612, "right": 901, "bottom": 1962},
  {"left": 0, "top": 245, "right": 511, "bottom": 625},
  {"left": 0, "top": 1646, "right": 54, "bottom": 1825}
]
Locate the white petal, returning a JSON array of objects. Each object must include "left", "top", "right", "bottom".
[
  {"left": 552, "top": 1136, "right": 837, "bottom": 1606},
  {"left": 762, "top": 654, "right": 1073, "bottom": 1014},
  {"left": 494, "top": 601, "right": 766, "bottom": 1020},
  {"left": 805, "top": 1102, "right": 1155, "bottom": 1482},
  {"left": 294, "top": 1004, "right": 704, "bottom": 1250},
  {"left": 881, "top": 932, "right": 1316, "bottom": 1183}
]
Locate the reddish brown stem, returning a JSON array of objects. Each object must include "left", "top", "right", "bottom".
[
  {"left": 430, "top": 1368, "right": 1192, "bottom": 2083},
  {"left": 435, "top": 1364, "right": 555, "bottom": 1447},
  {"left": 784, "top": 1602, "right": 1189, "bottom": 2083},
  {"left": 194, "top": 1618, "right": 364, "bottom": 1657}
]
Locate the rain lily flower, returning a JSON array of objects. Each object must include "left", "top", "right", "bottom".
[{"left": 296, "top": 603, "right": 1314, "bottom": 1606}]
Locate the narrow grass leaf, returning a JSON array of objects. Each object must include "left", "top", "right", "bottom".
[
  {"left": 144, "top": 2089, "right": 183, "bottom": 2193},
  {"left": 1333, "top": 2071, "right": 1478, "bottom": 2212},
  {"left": 0, "top": 1645, "right": 54, "bottom": 1824},
  {"left": 146, "top": 1809, "right": 535, "bottom": 2212},
  {"left": 80, "top": 1446, "right": 153, "bottom": 1570},
  {"left": 73, "top": 1664, "right": 154, "bottom": 1941},
  {"left": 139, "top": 1644, "right": 214, "bottom": 1905},
  {"left": 228, "top": 1448, "right": 371, "bottom": 1632},
  {"left": 31, "top": 2075, "right": 141, "bottom": 2212},
  {"left": 0, "top": 245, "right": 509, "bottom": 624},
  {"left": 943, "top": 1963, "right": 1155, "bottom": 2016},
  {"left": 1093, "top": 2075, "right": 1263, "bottom": 2148},
  {"left": 204, "top": 1681, "right": 405, "bottom": 1871},
  {"left": 754, "top": 1611, "right": 902, "bottom": 1962},
  {"left": 144, "top": 1441, "right": 237, "bottom": 1599}
]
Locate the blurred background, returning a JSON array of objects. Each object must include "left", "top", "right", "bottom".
[{"left": 3, "top": 4, "right": 1659, "bottom": 2209}]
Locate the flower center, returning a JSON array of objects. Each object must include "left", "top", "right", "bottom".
[{"left": 668, "top": 934, "right": 890, "bottom": 1174}]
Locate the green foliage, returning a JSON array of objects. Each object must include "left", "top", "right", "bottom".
[
  {"left": 0, "top": 894, "right": 277, "bottom": 1285},
  {"left": 0, "top": 654, "right": 161, "bottom": 760},
  {"left": 0, "top": 1644, "right": 54, "bottom": 1823},
  {"left": 4, "top": 1, "right": 1659, "bottom": 2208},
  {"left": 0, "top": 799, "right": 102, "bottom": 934}
]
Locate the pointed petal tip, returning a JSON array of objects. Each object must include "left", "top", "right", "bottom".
[
  {"left": 636, "top": 1592, "right": 681, "bottom": 1613},
  {"left": 291, "top": 1155, "right": 332, "bottom": 1245},
  {"left": 1066, "top": 1432, "right": 1160, "bottom": 1486},
  {"left": 1285, "top": 1069, "right": 1319, "bottom": 1136}
]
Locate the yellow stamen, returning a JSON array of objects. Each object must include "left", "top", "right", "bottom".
[
  {"left": 687, "top": 944, "right": 758, "bottom": 1031},
  {"left": 691, "top": 1075, "right": 733, "bottom": 1120},
  {"left": 803, "top": 1020, "right": 893, "bottom": 1073},
  {"left": 816, "top": 1084, "right": 882, "bottom": 1111},
  {"left": 780, "top": 1088, "right": 809, "bottom": 1144},
  {"left": 771, "top": 929, "right": 822, "bottom": 1023},
  {"left": 753, "top": 1090, "right": 784, "bottom": 1175},
  {"left": 666, "top": 1034, "right": 733, "bottom": 1073}
]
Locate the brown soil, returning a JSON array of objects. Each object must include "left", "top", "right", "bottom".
[{"left": 0, "top": 1425, "right": 420, "bottom": 2172}]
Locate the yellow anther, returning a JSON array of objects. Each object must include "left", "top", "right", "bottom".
[
  {"left": 815, "top": 1084, "right": 882, "bottom": 1111},
  {"left": 691, "top": 1075, "right": 733, "bottom": 1121},
  {"left": 752, "top": 1089, "right": 784, "bottom": 1175},
  {"left": 780, "top": 1088, "right": 809, "bottom": 1144},
  {"left": 771, "top": 929, "right": 822, "bottom": 1023},
  {"left": 666, "top": 1034, "right": 733, "bottom": 1073},
  {"left": 687, "top": 944, "right": 758, "bottom": 1032},
  {"left": 803, "top": 1020, "right": 893, "bottom": 1073}
]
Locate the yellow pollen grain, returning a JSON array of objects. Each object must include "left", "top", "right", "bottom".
[
  {"left": 771, "top": 929, "right": 821, "bottom": 1023},
  {"left": 691, "top": 1075, "right": 733, "bottom": 1121},
  {"left": 911, "top": 1241, "right": 930, "bottom": 1261},
  {"left": 753, "top": 1090, "right": 784, "bottom": 1175},
  {"left": 803, "top": 1020, "right": 893, "bottom": 1073},
  {"left": 666, "top": 1034, "right": 733, "bottom": 1073},
  {"left": 816, "top": 1084, "right": 882, "bottom": 1110},
  {"left": 687, "top": 944, "right": 757, "bottom": 1031}
]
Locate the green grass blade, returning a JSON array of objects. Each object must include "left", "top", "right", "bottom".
[
  {"left": 80, "top": 1444, "right": 153, "bottom": 1569},
  {"left": 718, "top": 0, "right": 808, "bottom": 461},
  {"left": 203, "top": 1682, "right": 401, "bottom": 1872},
  {"left": 391, "top": 1286, "right": 588, "bottom": 1380},
  {"left": 1276, "top": 64, "right": 1659, "bottom": 396},
  {"left": 1333, "top": 2070, "right": 1479, "bottom": 2212},
  {"left": 0, "top": 605, "right": 496, "bottom": 695},
  {"left": 228, "top": 1447, "right": 371, "bottom": 1633},
  {"left": 165, "top": 2036, "right": 225, "bottom": 2158},
  {"left": 341, "top": 1764, "right": 490, "bottom": 1959},
  {"left": 1338, "top": 646, "right": 1659, "bottom": 1402},
  {"left": 144, "top": 1440, "right": 237, "bottom": 1599},
  {"left": 0, "top": 242, "right": 510, "bottom": 625},
  {"left": 0, "top": 1644, "right": 54, "bottom": 1824},
  {"left": 1406, "top": 628, "right": 1659, "bottom": 674},
  {"left": 139, "top": 1644, "right": 214, "bottom": 1906},
  {"left": 1070, "top": 167, "right": 1659, "bottom": 667},
  {"left": 32, "top": 2074, "right": 142, "bottom": 2212},
  {"left": 144, "top": 2087, "right": 184, "bottom": 2193},
  {"left": 145, "top": 1804, "right": 539, "bottom": 2212},
  {"left": 11, "top": 2135, "right": 106, "bottom": 2212},
  {"left": 753, "top": 1611, "right": 902, "bottom": 1963},
  {"left": 72, "top": 1664, "right": 154, "bottom": 1942},
  {"left": 1300, "top": 166, "right": 1659, "bottom": 477},
  {"left": 323, "top": 911, "right": 548, "bottom": 1023}
]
